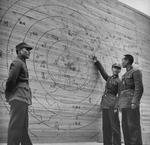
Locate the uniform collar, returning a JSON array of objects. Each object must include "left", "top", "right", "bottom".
[
  {"left": 112, "top": 74, "right": 118, "bottom": 79},
  {"left": 126, "top": 65, "right": 133, "bottom": 72},
  {"left": 17, "top": 55, "right": 26, "bottom": 63}
]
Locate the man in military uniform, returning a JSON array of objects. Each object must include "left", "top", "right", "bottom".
[
  {"left": 93, "top": 56, "right": 121, "bottom": 145},
  {"left": 118, "top": 54, "right": 143, "bottom": 145},
  {"left": 5, "top": 42, "right": 33, "bottom": 145}
]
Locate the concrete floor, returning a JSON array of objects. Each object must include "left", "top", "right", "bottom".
[
  {"left": 0, "top": 143, "right": 102, "bottom": 145},
  {"left": 0, "top": 143, "right": 125, "bottom": 145}
]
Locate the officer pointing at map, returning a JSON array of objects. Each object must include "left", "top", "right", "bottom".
[{"left": 93, "top": 56, "right": 121, "bottom": 145}]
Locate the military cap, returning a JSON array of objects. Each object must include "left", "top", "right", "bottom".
[
  {"left": 16, "top": 42, "right": 33, "bottom": 51},
  {"left": 112, "top": 63, "right": 121, "bottom": 69}
]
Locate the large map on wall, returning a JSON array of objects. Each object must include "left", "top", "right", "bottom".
[{"left": 0, "top": 0, "right": 150, "bottom": 144}]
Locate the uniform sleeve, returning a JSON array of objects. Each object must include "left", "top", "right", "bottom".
[
  {"left": 94, "top": 60, "right": 109, "bottom": 81},
  {"left": 132, "top": 69, "right": 144, "bottom": 105},
  {"left": 5, "top": 59, "right": 22, "bottom": 92}
]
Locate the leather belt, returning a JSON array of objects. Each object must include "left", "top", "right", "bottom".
[{"left": 121, "top": 89, "right": 134, "bottom": 94}]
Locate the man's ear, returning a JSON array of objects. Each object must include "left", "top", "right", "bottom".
[
  {"left": 126, "top": 59, "right": 129, "bottom": 64},
  {"left": 18, "top": 49, "right": 21, "bottom": 54}
]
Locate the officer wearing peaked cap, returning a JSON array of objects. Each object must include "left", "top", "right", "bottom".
[
  {"left": 5, "top": 42, "right": 33, "bottom": 145},
  {"left": 15, "top": 42, "right": 33, "bottom": 51},
  {"left": 93, "top": 56, "right": 121, "bottom": 145},
  {"left": 112, "top": 63, "right": 121, "bottom": 68}
]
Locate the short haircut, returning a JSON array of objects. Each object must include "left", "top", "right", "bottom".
[
  {"left": 16, "top": 50, "right": 19, "bottom": 54},
  {"left": 124, "top": 54, "right": 134, "bottom": 65}
]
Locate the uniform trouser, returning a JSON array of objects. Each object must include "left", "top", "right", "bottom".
[
  {"left": 102, "top": 108, "right": 121, "bottom": 145},
  {"left": 122, "top": 108, "right": 142, "bottom": 145},
  {"left": 7, "top": 100, "right": 32, "bottom": 145}
]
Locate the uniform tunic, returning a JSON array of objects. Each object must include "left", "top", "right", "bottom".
[
  {"left": 5, "top": 56, "right": 32, "bottom": 145},
  {"left": 5, "top": 56, "right": 32, "bottom": 105},
  {"left": 118, "top": 66, "right": 143, "bottom": 145}
]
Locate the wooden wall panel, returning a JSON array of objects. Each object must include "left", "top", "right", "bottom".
[{"left": 0, "top": 0, "right": 150, "bottom": 144}]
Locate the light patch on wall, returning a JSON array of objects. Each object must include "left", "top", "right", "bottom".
[{"left": 118, "top": 0, "right": 150, "bottom": 16}]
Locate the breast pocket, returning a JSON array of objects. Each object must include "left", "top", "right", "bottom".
[
  {"left": 20, "top": 64, "right": 29, "bottom": 78},
  {"left": 125, "top": 74, "right": 133, "bottom": 84},
  {"left": 112, "top": 81, "right": 117, "bottom": 86},
  {"left": 110, "top": 80, "right": 118, "bottom": 91}
]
